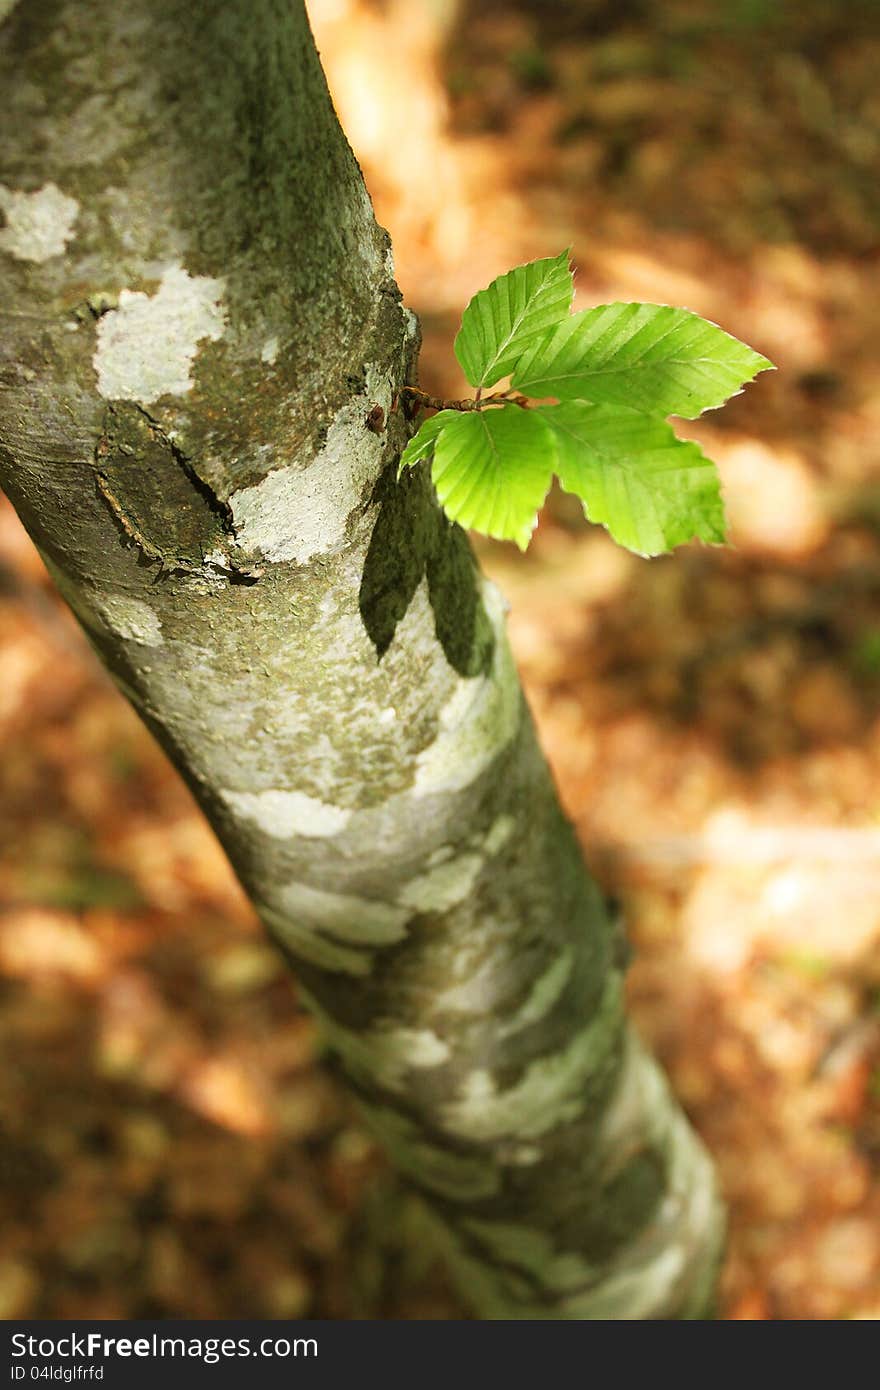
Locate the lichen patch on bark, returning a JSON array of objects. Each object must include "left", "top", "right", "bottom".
[
  {"left": 483, "top": 813, "right": 515, "bottom": 855},
  {"left": 259, "top": 906, "right": 374, "bottom": 977},
  {"left": 221, "top": 788, "right": 352, "bottom": 839},
  {"left": 97, "top": 595, "right": 165, "bottom": 646},
  {"left": 0, "top": 182, "right": 79, "bottom": 262},
  {"left": 442, "top": 972, "right": 624, "bottom": 1143},
  {"left": 357, "top": 1101, "right": 501, "bottom": 1201},
  {"left": 498, "top": 949, "right": 575, "bottom": 1038},
  {"left": 461, "top": 1219, "right": 593, "bottom": 1294},
  {"left": 299, "top": 987, "right": 451, "bottom": 1092},
  {"left": 92, "top": 266, "right": 226, "bottom": 403},
  {"left": 413, "top": 579, "right": 522, "bottom": 796},
  {"left": 228, "top": 362, "right": 391, "bottom": 565},
  {"left": 398, "top": 853, "right": 484, "bottom": 913},
  {"left": 259, "top": 880, "right": 410, "bottom": 978}
]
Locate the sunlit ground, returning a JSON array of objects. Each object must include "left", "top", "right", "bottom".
[{"left": 1, "top": 0, "right": 878, "bottom": 1318}]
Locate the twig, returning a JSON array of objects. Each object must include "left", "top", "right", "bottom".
[{"left": 398, "top": 385, "right": 529, "bottom": 414}]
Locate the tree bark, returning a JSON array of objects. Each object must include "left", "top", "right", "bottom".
[{"left": 0, "top": 0, "right": 723, "bottom": 1317}]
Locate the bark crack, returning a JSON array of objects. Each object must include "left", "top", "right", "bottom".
[{"left": 93, "top": 403, "right": 263, "bottom": 583}]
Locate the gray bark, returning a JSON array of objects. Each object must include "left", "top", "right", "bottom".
[{"left": 0, "top": 0, "right": 723, "bottom": 1317}]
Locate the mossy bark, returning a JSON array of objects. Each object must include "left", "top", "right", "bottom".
[{"left": 0, "top": 0, "right": 723, "bottom": 1317}]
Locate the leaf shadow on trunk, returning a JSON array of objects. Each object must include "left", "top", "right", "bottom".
[{"left": 358, "top": 463, "right": 493, "bottom": 677}]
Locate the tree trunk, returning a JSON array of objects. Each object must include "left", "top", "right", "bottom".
[{"left": 0, "top": 0, "right": 723, "bottom": 1317}]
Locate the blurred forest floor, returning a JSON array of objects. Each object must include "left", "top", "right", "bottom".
[{"left": 2, "top": 0, "right": 880, "bottom": 1319}]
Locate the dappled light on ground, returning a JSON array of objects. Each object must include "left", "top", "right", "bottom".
[{"left": 1, "top": 0, "right": 878, "bottom": 1319}]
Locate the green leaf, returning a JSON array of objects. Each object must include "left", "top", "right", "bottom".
[
  {"left": 454, "top": 250, "right": 574, "bottom": 389},
  {"left": 399, "top": 409, "right": 460, "bottom": 473},
  {"left": 430, "top": 407, "right": 556, "bottom": 550},
  {"left": 512, "top": 302, "right": 773, "bottom": 418},
  {"left": 537, "top": 401, "right": 725, "bottom": 556}
]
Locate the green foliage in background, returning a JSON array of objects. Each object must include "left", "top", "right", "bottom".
[{"left": 400, "top": 251, "right": 773, "bottom": 554}]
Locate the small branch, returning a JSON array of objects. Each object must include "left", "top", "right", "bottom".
[
  {"left": 398, "top": 386, "right": 530, "bottom": 414},
  {"left": 399, "top": 387, "right": 477, "bottom": 412}
]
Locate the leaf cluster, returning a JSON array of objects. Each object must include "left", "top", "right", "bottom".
[{"left": 400, "top": 251, "right": 773, "bottom": 553}]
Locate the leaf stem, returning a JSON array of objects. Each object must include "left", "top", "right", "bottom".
[{"left": 398, "top": 386, "right": 530, "bottom": 414}]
